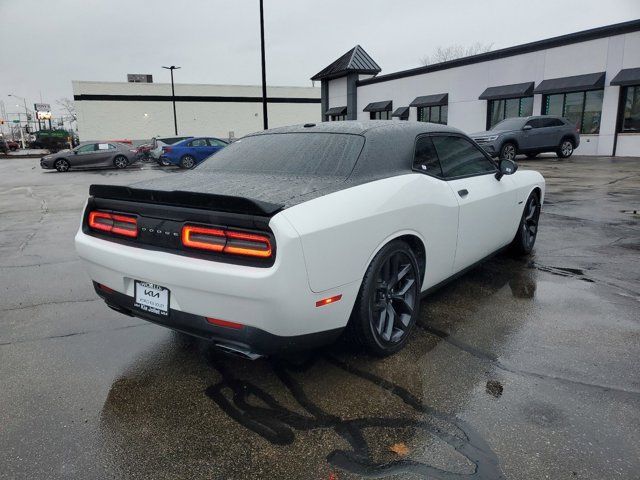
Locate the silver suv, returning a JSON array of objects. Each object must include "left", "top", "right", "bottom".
[{"left": 471, "top": 116, "right": 580, "bottom": 160}]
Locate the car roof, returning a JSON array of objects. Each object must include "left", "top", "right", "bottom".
[{"left": 248, "top": 120, "right": 462, "bottom": 137}]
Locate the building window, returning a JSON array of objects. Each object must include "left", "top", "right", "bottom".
[
  {"left": 328, "top": 114, "right": 346, "bottom": 121},
  {"left": 417, "top": 105, "right": 448, "bottom": 125},
  {"left": 543, "top": 90, "right": 603, "bottom": 134},
  {"left": 621, "top": 85, "right": 640, "bottom": 133},
  {"left": 370, "top": 111, "right": 391, "bottom": 120},
  {"left": 487, "top": 97, "right": 533, "bottom": 129}
]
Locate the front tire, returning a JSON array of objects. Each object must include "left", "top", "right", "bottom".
[
  {"left": 348, "top": 240, "right": 421, "bottom": 357},
  {"left": 54, "top": 159, "right": 70, "bottom": 172},
  {"left": 180, "top": 155, "right": 196, "bottom": 169},
  {"left": 500, "top": 142, "right": 517, "bottom": 161},
  {"left": 557, "top": 139, "right": 574, "bottom": 158},
  {"left": 510, "top": 192, "right": 541, "bottom": 256},
  {"left": 113, "top": 155, "right": 128, "bottom": 169}
]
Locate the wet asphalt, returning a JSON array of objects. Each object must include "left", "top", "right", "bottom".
[{"left": 0, "top": 156, "right": 638, "bottom": 479}]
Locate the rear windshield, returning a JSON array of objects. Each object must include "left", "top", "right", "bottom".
[{"left": 198, "top": 133, "right": 364, "bottom": 177}]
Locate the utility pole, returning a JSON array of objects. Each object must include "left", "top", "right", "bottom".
[
  {"left": 162, "top": 65, "right": 181, "bottom": 135},
  {"left": 259, "top": 0, "right": 268, "bottom": 130},
  {"left": 8, "top": 94, "right": 29, "bottom": 148}
]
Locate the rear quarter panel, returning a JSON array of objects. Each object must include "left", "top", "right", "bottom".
[{"left": 279, "top": 174, "right": 460, "bottom": 293}]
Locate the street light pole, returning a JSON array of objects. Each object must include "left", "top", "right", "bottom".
[
  {"left": 162, "top": 65, "right": 181, "bottom": 135},
  {"left": 8, "top": 94, "right": 29, "bottom": 149},
  {"left": 259, "top": 0, "right": 268, "bottom": 130}
]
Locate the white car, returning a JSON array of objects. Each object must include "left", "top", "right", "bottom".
[
  {"left": 149, "top": 136, "right": 193, "bottom": 164},
  {"left": 75, "top": 121, "right": 544, "bottom": 358}
]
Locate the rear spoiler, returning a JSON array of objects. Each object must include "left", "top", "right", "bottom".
[{"left": 89, "top": 184, "right": 284, "bottom": 217}]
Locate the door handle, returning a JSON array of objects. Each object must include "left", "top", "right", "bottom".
[{"left": 458, "top": 189, "right": 469, "bottom": 198}]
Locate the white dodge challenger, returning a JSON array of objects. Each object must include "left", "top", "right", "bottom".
[{"left": 75, "top": 121, "right": 544, "bottom": 358}]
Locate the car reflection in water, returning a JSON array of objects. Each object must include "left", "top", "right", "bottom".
[{"left": 99, "top": 256, "right": 536, "bottom": 479}]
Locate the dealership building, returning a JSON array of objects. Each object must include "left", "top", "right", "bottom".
[
  {"left": 73, "top": 81, "right": 320, "bottom": 142},
  {"left": 312, "top": 20, "right": 640, "bottom": 157}
]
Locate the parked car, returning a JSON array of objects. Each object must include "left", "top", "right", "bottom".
[
  {"left": 0, "top": 139, "right": 8, "bottom": 154},
  {"left": 75, "top": 121, "right": 545, "bottom": 358},
  {"left": 150, "top": 136, "right": 193, "bottom": 165},
  {"left": 471, "top": 115, "right": 580, "bottom": 160},
  {"left": 159, "top": 136, "right": 228, "bottom": 168},
  {"left": 135, "top": 143, "right": 153, "bottom": 162},
  {"left": 7, "top": 140, "right": 19, "bottom": 151},
  {"left": 40, "top": 141, "right": 138, "bottom": 172}
]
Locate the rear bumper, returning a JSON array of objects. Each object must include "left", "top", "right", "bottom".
[
  {"left": 74, "top": 217, "right": 358, "bottom": 348},
  {"left": 94, "top": 282, "right": 343, "bottom": 355}
]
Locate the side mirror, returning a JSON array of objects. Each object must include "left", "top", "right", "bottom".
[
  {"left": 495, "top": 159, "right": 518, "bottom": 180},
  {"left": 73, "top": 150, "right": 78, "bottom": 154},
  {"left": 522, "top": 124, "right": 533, "bottom": 131}
]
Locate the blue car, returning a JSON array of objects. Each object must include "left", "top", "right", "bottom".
[{"left": 160, "top": 137, "right": 228, "bottom": 168}]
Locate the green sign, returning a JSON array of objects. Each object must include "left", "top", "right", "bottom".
[{"left": 12, "top": 120, "right": 20, "bottom": 123}]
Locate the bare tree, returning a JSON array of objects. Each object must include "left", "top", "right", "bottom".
[
  {"left": 56, "top": 97, "right": 77, "bottom": 129},
  {"left": 420, "top": 42, "right": 494, "bottom": 66}
]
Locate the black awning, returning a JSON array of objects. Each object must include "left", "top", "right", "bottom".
[
  {"left": 325, "top": 106, "right": 347, "bottom": 116},
  {"left": 610, "top": 68, "right": 640, "bottom": 87},
  {"left": 479, "top": 82, "right": 534, "bottom": 100},
  {"left": 534, "top": 72, "right": 605, "bottom": 94},
  {"left": 409, "top": 93, "right": 448, "bottom": 107},
  {"left": 363, "top": 100, "right": 392, "bottom": 112},
  {"left": 392, "top": 107, "right": 409, "bottom": 119}
]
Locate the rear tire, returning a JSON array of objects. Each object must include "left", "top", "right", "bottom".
[
  {"left": 500, "top": 142, "right": 517, "bottom": 161},
  {"left": 556, "top": 139, "right": 574, "bottom": 158},
  {"left": 180, "top": 155, "right": 196, "bottom": 169},
  {"left": 113, "top": 155, "right": 128, "bottom": 169},
  {"left": 348, "top": 240, "right": 421, "bottom": 357},
  {"left": 510, "top": 192, "right": 541, "bottom": 256},
  {"left": 54, "top": 159, "right": 70, "bottom": 172}
]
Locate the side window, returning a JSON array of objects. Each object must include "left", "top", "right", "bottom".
[
  {"left": 189, "top": 138, "right": 208, "bottom": 147},
  {"left": 543, "top": 118, "right": 564, "bottom": 127},
  {"left": 76, "top": 144, "right": 96, "bottom": 153},
  {"left": 525, "top": 118, "right": 542, "bottom": 129},
  {"left": 207, "top": 138, "right": 227, "bottom": 147},
  {"left": 432, "top": 135, "right": 496, "bottom": 178},
  {"left": 413, "top": 136, "right": 442, "bottom": 177}
]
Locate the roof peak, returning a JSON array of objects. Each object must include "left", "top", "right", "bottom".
[{"left": 311, "top": 45, "right": 381, "bottom": 81}]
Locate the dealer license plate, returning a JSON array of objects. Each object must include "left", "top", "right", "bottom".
[{"left": 134, "top": 281, "right": 170, "bottom": 317}]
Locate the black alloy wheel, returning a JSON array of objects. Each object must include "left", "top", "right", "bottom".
[
  {"left": 54, "top": 159, "right": 70, "bottom": 172},
  {"left": 511, "top": 192, "right": 541, "bottom": 255},
  {"left": 348, "top": 240, "right": 421, "bottom": 356}
]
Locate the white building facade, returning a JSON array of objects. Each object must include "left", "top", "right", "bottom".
[
  {"left": 73, "top": 81, "right": 320, "bottom": 142},
  {"left": 312, "top": 20, "right": 640, "bottom": 157}
]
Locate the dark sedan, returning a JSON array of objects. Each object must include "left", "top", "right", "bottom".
[{"left": 40, "top": 142, "right": 139, "bottom": 172}]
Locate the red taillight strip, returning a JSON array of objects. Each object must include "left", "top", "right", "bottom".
[
  {"left": 181, "top": 225, "right": 272, "bottom": 258},
  {"left": 181, "top": 225, "right": 226, "bottom": 252},
  {"left": 88, "top": 211, "right": 138, "bottom": 238},
  {"left": 206, "top": 317, "right": 244, "bottom": 329},
  {"left": 223, "top": 230, "right": 272, "bottom": 258}
]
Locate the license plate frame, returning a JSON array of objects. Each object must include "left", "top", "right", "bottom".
[{"left": 134, "top": 281, "right": 170, "bottom": 317}]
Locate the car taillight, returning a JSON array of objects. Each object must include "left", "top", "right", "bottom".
[
  {"left": 181, "top": 225, "right": 226, "bottom": 252},
  {"left": 88, "top": 211, "right": 138, "bottom": 238},
  {"left": 163, "top": 146, "right": 172, "bottom": 153},
  {"left": 182, "top": 225, "right": 272, "bottom": 258}
]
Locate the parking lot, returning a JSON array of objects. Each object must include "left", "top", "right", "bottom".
[{"left": 0, "top": 155, "right": 638, "bottom": 479}]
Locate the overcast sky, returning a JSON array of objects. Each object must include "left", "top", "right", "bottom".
[{"left": 1, "top": 0, "right": 639, "bottom": 115}]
